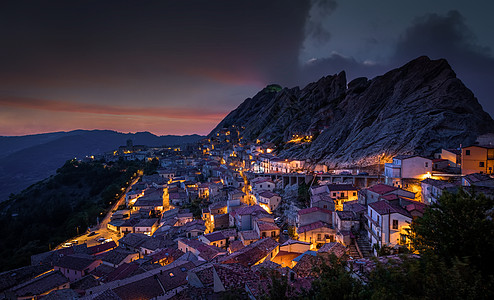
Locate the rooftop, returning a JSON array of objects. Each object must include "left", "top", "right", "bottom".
[
  {"left": 369, "top": 200, "right": 412, "bottom": 218},
  {"left": 298, "top": 206, "right": 332, "bottom": 216},
  {"left": 219, "top": 238, "right": 279, "bottom": 267},
  {"left": 367, "top": 183, "right": 399, "bottom": 195},
  {"left": 297, "top": 221, "right": 332, "bottom": 234},
  {"left": 54, "top": 254, "right": 96, "bottom": 271}
]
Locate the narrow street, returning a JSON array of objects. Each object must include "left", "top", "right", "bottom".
[{"left": 55, "top": 176, "right": 140, "bottom": 249}]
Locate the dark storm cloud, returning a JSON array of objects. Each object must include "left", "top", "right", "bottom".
[
  {"left": 304, "top": 0, "right": 337, "bottom": 45},
  {"left": 0, "top": 0, "right": 311, "bottom": 88},
  {"left": 300, "top": 10, "right": 494, "bottom": 117},
  {"left": 392, "top": 10, "right": 494, "bottom": 117}
]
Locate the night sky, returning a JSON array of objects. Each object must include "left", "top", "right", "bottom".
[{"left": 1, "top": 0, "right": 493, "bottom": 136}]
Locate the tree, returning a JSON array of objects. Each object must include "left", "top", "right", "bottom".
[{"left": 409, "top": 189, "right": 494, "bottom": 277}]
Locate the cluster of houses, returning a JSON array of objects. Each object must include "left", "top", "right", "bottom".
[{"left": 2, "top": 130, "right": 493, "bottom": 299}]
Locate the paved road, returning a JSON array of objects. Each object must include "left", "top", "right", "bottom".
[{"left": 55, "top": 176, "right": 140, "bottom": 249}]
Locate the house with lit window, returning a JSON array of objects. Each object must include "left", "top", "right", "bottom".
[
  {"left": 365, "top": 200, "right": 412, "bottom": 253},
  {"left": 326, "top": 184, "right": 359, "bottom": 210},
  {"left": 358, "top": 183, "right": 415, "bottom": 206},
  {"left": 421, "top": 178, "right": 459, "bottom": 204},
  {"left": 251, "top": 177, "right": 276, "bottom": 192},
  {"left": 461, "top": 145, "right": 494, "bottom": 175},
  {"left": 384, "top": 155, "right": 432, "bottom": 187},
  {"left": 440, "top": 148, "right": 461, "bottom": 167},
  {"left": 255, "top": 190, "right": 282, "bottom": 212}
]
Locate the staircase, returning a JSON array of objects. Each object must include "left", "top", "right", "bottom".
[
  {"left": 356, "top": 232, "right": 373, "bottom": 258},
  {"left": 347, "top": 244, "right": 361, "bottom": 259}
]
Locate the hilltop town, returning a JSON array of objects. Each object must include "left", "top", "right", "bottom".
[{"left": 1, "top": 129, "right": 493, "bottom": 299}]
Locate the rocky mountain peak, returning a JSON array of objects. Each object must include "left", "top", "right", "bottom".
[{"left": 210, "top": 56, "right": 494, "bottom": 167}]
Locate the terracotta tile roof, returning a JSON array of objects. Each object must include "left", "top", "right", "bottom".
[
  {"left": 298, "top": 207, "right": 332, "bottom": 216},
  {"left": 0, "top": 264, "right": 52, "bottom": 293},
  {"left": 256, "top": 220, "right": 280, "bottom": 231},
  {"left": 421, "top": 178, "right": 458, "bottom": 189},
  {"left": 219, "top": 238, "right": 279, "bottom": 267},
  {"left": 149, "top": 248, "right": 183, "bottom": 263},
  {"left": 228, "top": 240, "right": 245, "bottom": 253},
  {"left": 235, "top": 204, "right": 267, "bottom": 216},
  {"left": 464, "top": 173, "right": 494, "bottom": 183},
  {"left": 87, "top": 241, "right": 117, "bottom": 255},
  {"left": 239, "top": 230, "right": 260, "bottom": 241},
  {"left": 54, "top": 254, "right": 96, "bottom": 271},
  {"left": 70, "top": 274, "right": 99, "bottom": 291},
  {"left": 10, "top": 270, "right": 68, "bottom": 298},
  {"left": 367, "top": 183, "right": 398, "bottom": 195},
  {"left": 209, "top": 201, "right": 227, "bottom": 210},
  {"left": 118, "top": 233, "right": 148, "bottom": 249},
  {"left": 297, "top": 221, "right": 332, "bottom": 234},
  {"left": 317, "top": 242, "right": 346, "bottom": 257},
  {"left": 101, "top": 248, "right": 138, "bottom": 266},
  {"left": 202, "top": 231, "right": 226, "bottom": 243},
  {"left": 214, "top": 263, "right": 260, "bottom": 290},
  {"left": 90, "top": 264, "right": 116, "bottom": 279},
  {"left": 179, "top": 239, "right": 226, "bottom": 261},
  {"left": 42, "top": 288, "right": 80, "bottom": 300},
  {"left": 336, "top": 210, "right": 357, "bottom": 221},
  {"left": 369, "top": 200, "right": 412, "bottom": 218},
  {"left": 140, "top": 237, "right": 172, "bottom": 251},
  {"left": 343, "top": 201, "right": 366, "bottom": 213},
  {"left": 406, "top": 202, "right": 427, "bottom": 214},
  {"left": 258, "top": 191, "right": 279, "bottom": 198},
  {"left": 104, "top": 262, "right": 140, "bottom": 282},
  {"left": 281, "top": 239, "right": 311, "bottom": 246},
  {"left": 326, "top": 184, "right": 358, "bottom": 191}
]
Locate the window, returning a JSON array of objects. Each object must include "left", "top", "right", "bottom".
[
  {"left": 333, "top": 192, "right": 337, "bottom": 197},
  {"left": 377, "top": 216, "right": 380, "bottom": 223},
  {"left": 392, "top": 220, "right": 398, "bottom": 229},
  {"left": 271, "top": 231, "right": 276, "bottom": 237},
  {"left": 317, "top": 233, "right": 321, "bottom": 240},
  {"left": 353, "top": 192, "right": 356, "bottom": 196},
  {"left": 425, "top": 162, "right": 429, "bottom": 167},
  {"left": 169, "top": 272, "right": 175, "bottom": 277},
  {"left": 480, "top": 162, "right": 485, "bottom": 167},
  {"left": 466, "top": 150, "right": 471, "bottom": 156},
  {"left": 262, "top": 232, "right": 266, "bottom": 237}
]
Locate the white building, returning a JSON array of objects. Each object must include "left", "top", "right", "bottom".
[
  {"left": 365, "top": 200, "right": 412, "bottom": 253},
  {"left": 384, "top": 155, "right": 432, "bottom": 187}
]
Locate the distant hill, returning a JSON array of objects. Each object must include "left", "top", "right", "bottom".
[
  {"left": 0, "top": 130, "right": 203, "bottom": 201},
  {"left": 210, "top": 56, "right": 494, "bottom": 167}
]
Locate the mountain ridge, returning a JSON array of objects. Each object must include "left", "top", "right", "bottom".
[
  {"left": 210, "top": 56, "right": 494, "bottom": 167},
  {"left": 0, "top": 130, "right": 204, "bottom": 201}
]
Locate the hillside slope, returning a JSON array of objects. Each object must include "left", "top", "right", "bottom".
[
  {"left": 210, "top": 56, "right": 494, "bottom": 167},
  {"left": 0, "top": 130, "right": 203, "bottom": 201}
]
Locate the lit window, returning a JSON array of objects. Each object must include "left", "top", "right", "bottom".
[
  {"left": 169, "top": 272, "right": 175, "bottom": 277},
  {"left": 392, "top": 220, "right": 398, "bottom": 229}
]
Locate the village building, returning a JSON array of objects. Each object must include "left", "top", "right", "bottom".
[
  {"left": 461, "top": 145, "right": 494, "bottom": 175},
  {"left": 384, "top": 155, "right": 433, "bottom": 187}
]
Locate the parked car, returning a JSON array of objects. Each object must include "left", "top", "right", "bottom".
[
  {"left": 62, "top": 243, "right": 72, "bottom": 248},
  {"left": 97, "top": 238, "right": 106, "bottom": 243}
]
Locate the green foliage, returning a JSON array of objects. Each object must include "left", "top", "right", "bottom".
[
  {"left": 0, "top": 159, "right": 144, "bottom": 271},
  {"left": 409, "top": 189, "right": 494, "bottom": 277},
  {"left": 304, "top": 255, "right": 364, "bottom": 300},
  {"left": 297, "top": 181, "right": 311, "bottom": 208},
  {"left": 259, "top": 191, "right": 494, "bottom": 300}
]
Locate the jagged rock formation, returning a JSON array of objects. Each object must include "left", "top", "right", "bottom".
[{"left": 210, "top": 56, "right": 494, "bottom": 167}]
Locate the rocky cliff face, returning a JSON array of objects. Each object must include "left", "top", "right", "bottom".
[{"left": 210, "top": 56, "right": 494, "bottom": 167}]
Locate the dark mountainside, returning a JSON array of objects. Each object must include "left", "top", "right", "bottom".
[
  {"left": 0, "top": 130, "right": 203, "bottom": 201},
  {"left": 210, "top": 56, "right": 494, "bottom": 167}
]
